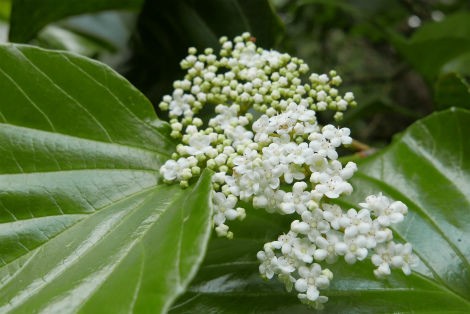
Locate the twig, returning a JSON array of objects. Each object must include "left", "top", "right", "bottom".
[{"left": 350, "top": 139, "right": 371, "bottom": 152}]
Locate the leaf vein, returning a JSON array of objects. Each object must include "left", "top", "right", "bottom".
[
  {"left": 12, "top": 47, "right": 114, "bottom": 143},
  {"left": 0, "top": 66, "right": 56, "bottom": 132}
]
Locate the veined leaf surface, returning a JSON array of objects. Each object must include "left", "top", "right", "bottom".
[{"left": 0, "top": 44, "right": 212, "bottom": 313}]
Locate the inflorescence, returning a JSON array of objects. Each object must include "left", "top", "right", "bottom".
[{"left": 159, "top": 33, "right": 417, "bottom": 309}]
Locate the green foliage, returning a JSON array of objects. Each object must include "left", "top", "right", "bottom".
[
  {"left": 0, "top": 44, "right": 212, "bottom": 312},
  {"left": 442, "top": 52, "right": 470, "bottom": 76},
  {"left": 435, "top": 73, "right": 470, "bottom": 110},
  {"left": 0, "top": 0, "right": 10, "bottom": 20},
  {"left": 276, "top": 0, "right": 430, "bottom": 145},
  {"left": 172, "top": 108, "right": 470, "bottom": 313},
  {"left": 1, "top": 1, "right": 470, "bottom": 313},
  {"left": 402, "top": 12, "right": 470, "bottom": 111},
  {"left": 9, "top": 0, "right": 143, "bottom": 42},
  {"left": 395, "top": 12, "right": 470, "bottom": 82},
  {"left": 34, "top": 11, "right": 135, "bottom": 66}
]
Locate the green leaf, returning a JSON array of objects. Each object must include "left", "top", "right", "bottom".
[
  {"left": 0, "top": 173, "right": 213, "bottom": 313},
  {"left": 35, "top": 25, "right": 115, "bottom": 58},
  {"left": 395, "top": 13, "right": 470, "bottom": 81},
  {"left": 171, "top": 108, "right": 470, "bottom": 313},
  {"left": 442, "top": 52, "right": 470, "bottom": 77},
  {"left": 35, "top": 11, "right": 135, "bottom": 67},
  {"left": 0, "top": 44, "right": 213, "bottom": 312},
  {"left": 434, "top": 73, "right": 470, "bottom": 110},
  {"left": 9, "top": 0, "right": 143, "bottom": 43},
  {"left": 0, "top": 0, "right": 10, "bottom": 20}
]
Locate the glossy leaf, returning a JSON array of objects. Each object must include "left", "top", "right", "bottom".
[
  {"left": 9, "top": 0, "right": 143, "bottom": 42},
  {"left": 442, "top": 52, "right": 470, "bottom": 77},
  {"left": 0, "top": 172, "right": 213, "bottom": 313},
  {"left": 36, "top": 25, "right": 114, "bottom": 58},
  {"left": 36, "top": 11, "right": 136, "bottom": 67},
  {"left": 434, "top": 73, "right": 470, "bottom": 110},
  {"left": 0, "top": 44, "right": 212, "bottom": 313},
  {"left": 171, "top": 108, "right": 470, "bottom": 313}
]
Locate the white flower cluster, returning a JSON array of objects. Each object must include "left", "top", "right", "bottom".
[
  {"left": 257, "top": 193, "right": 418, "bottom": 308},
  {"left": 158, "top": 33, "right": 417, "bottom": 308}
]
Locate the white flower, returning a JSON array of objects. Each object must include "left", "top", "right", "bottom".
[
  {"left": 209, "top": 104, "right": 240, "bottom": 129},
  {"left": 322, "top": 204, "right": 349, "bottom": 230},
  {"left": 394, "top": 243, "right": 418, "bottom": 275},
  {"left": 279, "top": 182, "right": 312, "bottom": 214},
  {"left": 343, "top": 235, "right": 369, "bottom": 264},
  {"left": 341, "top": 162, "right": 357, "bottom": 179},
  {"left": 158, "top": 33, "right": 415, "bottom": 310},
  {"left": 313, "top": 174, "right": 353, "bottom": 198},
  {"left": 160, "top": 158, "right": 190, "bottom": 181},
  {"left": 309, "top": 132, "right": 338, "bottom": 160},
  {"left": 261, "top": 50, "right": 282, "bottom": 67},
  {"left": 226, "top": 125, "right": 254, "bottom": 147},
  {"left": 314, "top": 231, "right": 345, "bottom": 263},
  {"left": 300, "top": 209, "right": 331, "bottom": 241},
  {"left": 372, "top": 242, "right": 417, "bottom": 277},
  {"left": 360, "top": 194, "right": 408, "bottom": 226},
  {"left": 295, "top": 264, "right": 332, "bottom": 302},
  {"left": 257, "top": 250, "right": 276, "bottom": 279},
  {"left": 271, "top": 232, "right": 297, "bottom": 255},
  {"left": 212, "top": 192, "right": 239, "bottom": 226},
  {"left": 274, "top": 256, "right": 296, "bottom": 275},
  {"left": 168, "top": 89, "right": 193, "bottom": 117},
  {"left": 306, "top": 153, "right": 328, "bottom": 172},
  {"left": 291, "top": 237, "right": 316, "bottom": 263},
  {"left": 343, "top": 208, "right": 372, "bottom": 239},
  {"left": 239, "top": 45, "right": 261, "bottom": 68},
  {"left": 255, "top": 188, "right": 285, "bottom": 213},
  {"left": 186, "top": 133, "right": 213, "bottom": 155},
  {"left": 286, "top": 142, "right": 312, "bottom": 165},
  {"left": 283, "top": 164, "right": 306, "bottom": 184},
  {"left": 322, "top": 125, "right": 352, "bottom": 147}
]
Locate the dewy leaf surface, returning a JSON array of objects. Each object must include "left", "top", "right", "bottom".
[
  {"left": 171, "top": 108, "right": 470, "bottom": 314},
  {"left": 0, "top": 44, "right": 213, "bottom": 313}
]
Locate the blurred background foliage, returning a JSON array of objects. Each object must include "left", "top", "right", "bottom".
[{"left": 2, "top": 0, "right": 470, "bottom": 148}]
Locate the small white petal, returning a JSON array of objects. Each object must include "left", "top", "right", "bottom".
[{"left": 295, "top": 279, "right": 308, "bottom": 292}]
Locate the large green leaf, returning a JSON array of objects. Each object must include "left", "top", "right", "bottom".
[
  {"left": 171, "top": 108, "right": 470, "bottom": 313},
  {"left": 9, "top": 0, "right": 143, "bottom": 42},
  {"left": 0, "top": 44, "right": 213, "bottom": 312}
]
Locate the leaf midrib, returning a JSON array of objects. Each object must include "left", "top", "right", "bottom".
[
  {"left": 0, "top": 168, "right": 159, "bottom": 176},
  {"left": 0, "top": 122, "right": 171, "bottom": 158},
  {"left": 0, "top": 184, "right": 159, "bottom": 287},
  {"left": 0, "top": 185, "right": 166, "bottom": 312}
]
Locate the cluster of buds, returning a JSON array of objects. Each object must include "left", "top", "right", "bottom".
[{"left": 159, "top": 33, "right": 417, "bottom": 308}]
